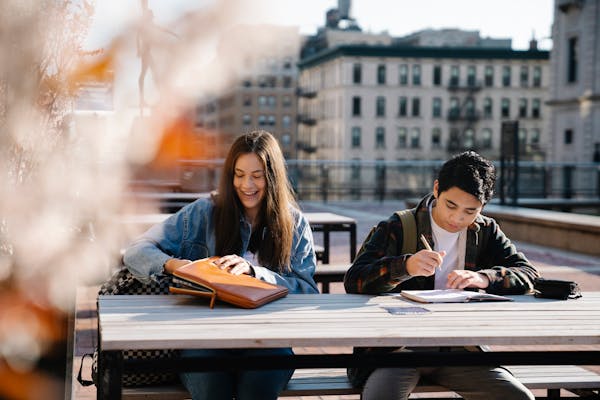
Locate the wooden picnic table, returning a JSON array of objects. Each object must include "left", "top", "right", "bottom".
[{"left": 96, "top": 292, "right": 600, "bottom": 399}]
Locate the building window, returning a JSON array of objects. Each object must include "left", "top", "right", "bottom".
[
  {"left": 258, "top": 95, "right": 267, "bottom": 108},
  {"left": 520, "top": 66, "right": 529, "bottom": 87},
  {"left": 376, "top": 96, "right": 386, "bottom": 117},
  {"left": 518, "top": 128, "right": 527, "bottom": 149},
  {"left": 410, "top": 128, "right": 421, "bottom": 148},
  {"left": 282, "top": 95, "right": 291, "bottom": 107},
  {"left": 432, "top": 97, "right": 442, "bottom": 118},
  {"left": 480, "top": 128, "right": 492, "bottom": 149},
  {"left": 398, "top": 97, "right": 407, "bottom": 117},
  {"left": 411, "top": 98, "right": 420, "bottom": 117},
  {"left": 267, "top": 95, "right": 276, "bottom": 108},
  {"left": 243, "top": 95, "right": 252, "bottom": 106},
  {"left": 353, "top": 63, "right": 362, "bottom": 84},
  {"left": 375, "top": 127, "right": 386, "bottom": 148},
  {"left": 501, "top": 98, "right": 510, "bottom": 118},
  {"left": 530, "top": 129, "right": 540, "bottom": 149},
  {"left": 281, "top": 133, "right": 291, "bottom": 146},
  {"left": 568, "top": 36, "right": 578, "bottom": 83},
  {"left": 564, "top": 129, "right": 573, "bottom": 144},
  {"left": 484, "top": 66, "right": 494, "bottom": 87},
  {"left": 450, "top": 65, "right": 459, "bottom": 86},
  {"left": 533, "top": 66, "right": 542, "bottom": 87},
  {"left": 352, "top": 96, "right": 361, "bottom": 116},
  {"left": 449, "top": 97, "right": 459, "bottom": 119},
  {"left": 464, "top": 128, "right": 475, "bottom": 149},
  {"left": 399, "top": 64, "right": 408, "bottom": 85},
  {"left": 412, "top": 65, "right": 421, "bottom": 86},
  {"left": 397, "top": 127, "right": 407, "bottom": 148},
  {"left": 467, "top": 65, "right": 476, "bottom": 86},
  {"left": 283, "top": 57, "right": 292, "bottom": 69},
  {"left": 465, "top": 97, "right": 475, "bottom": 118},
  {"left": 519, "top": 98, "right": 528, "bottom": 118},
  {"left": 433, "top": 65, "right": 442, "bottom": 86},
  {"left": 258, "top": 114, "right": 266, "bottom": 126},
  {"left": 242, "top": 114, "right": 251, "bottom": 126},
  {"left": 532, "top": 98, "right": 541, "bottom": 118},
  {"left": 282, "top": 76, "right": 292, "bottom": 88},
  {"left": 351, "top": 126, "right": 361, "bottom": 148},
  {"left": 267, "top": 115, "right": 276, "bottom": 126},
  {"left": 242, "top": 79, "right": 252, "bottom": 87},
  {"left": 282, "top": 115, "right": 291, "bottom": 128},
  {"left": 377, "top": 64, "right": 386, "bottom": 84},
  {"left": 431, "top": 128, "right": 442, "bottom": 148},
  {"left": 483, "top": 97, "right": 493, "bottom": 118},
  {"left": 502, "top": 66, "right": 511, "bottom": 87},
  {"left": 351, "top": 159, "right": 361, "bottom": 179}
]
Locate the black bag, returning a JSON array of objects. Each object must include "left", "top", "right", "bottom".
[
  {"left": 533, "top": 278, "right": 582, "bottom": 300},
  {"left": 77, "top": 267, "right": 180, "bottom": 388}
]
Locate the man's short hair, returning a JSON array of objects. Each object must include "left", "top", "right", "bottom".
[{"left": 437, "top": 151, "right": 496, "bottom": 204}]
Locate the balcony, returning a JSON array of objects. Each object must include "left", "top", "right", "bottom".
[
  {"left": 446, "top": 109, "right": 480, "bottom": 122},
  {"left": 296, "top": 141, "right": 318, "bottom": 153},
  {"left": 296, "top": 87, "right": 318, "bottom": 99},
  {"left": 297, "top": 113, "right": 317, "bottom": 126},
  {"left": 447, "top": 80, "right": 482, "bottom": 92}
]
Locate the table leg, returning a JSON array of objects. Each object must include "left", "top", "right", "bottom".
[
  {"left": 350, "top": 223, "right": 357, "bottom": 262},
  {"left": 323, "top": 226, "right": 330, "bottom": 264}
]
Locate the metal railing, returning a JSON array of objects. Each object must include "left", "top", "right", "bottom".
[{"left": 178, "top": 159, "right": 600, "bottom": 205}]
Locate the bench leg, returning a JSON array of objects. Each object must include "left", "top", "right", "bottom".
[{"left": 547, "top": 388, "right": 561, "bottom": 400}]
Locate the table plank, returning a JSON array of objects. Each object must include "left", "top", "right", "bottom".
[{"left": 99, "top": 293, "right": 600, "bottom": 350}]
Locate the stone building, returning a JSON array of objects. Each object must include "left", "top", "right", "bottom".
[{"left": 296, "top": 42, "right": 550, "bottom": 163}]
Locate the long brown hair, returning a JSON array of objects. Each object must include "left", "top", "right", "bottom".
[{"left": 214, "top": 131, "right": 297, "bottom": 272}]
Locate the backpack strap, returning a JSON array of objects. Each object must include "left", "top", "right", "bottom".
[{"left": 395, "top": 209, "right": 417, "bottom": 255}]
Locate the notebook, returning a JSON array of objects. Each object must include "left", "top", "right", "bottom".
[{"left": 400, "top": 289, "right": 513, "bottom": 303}]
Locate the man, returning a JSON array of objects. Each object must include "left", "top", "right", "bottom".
[{"left": 344, "top": 151, "right": 539, "bottom": 400}]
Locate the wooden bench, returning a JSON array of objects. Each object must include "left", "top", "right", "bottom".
[
  {"left": 314, "top": 263, "right": 350, "bottom": 293},
  {"left": 120, "top": 365, "right": 600, "bottom": 399}
]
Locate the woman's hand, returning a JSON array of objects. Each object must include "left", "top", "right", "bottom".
[
  {"left": 163, "top": 258, "right": 192, "bottom": 274},
  {"left": 216, "top": 255, "right": 255, "bottom": 276},
  {"left": 406, "top": 249, "right": 446, "bottom": 277}
]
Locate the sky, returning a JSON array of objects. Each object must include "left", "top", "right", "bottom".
[{"left": 86, "top": 0, "right": 555, "bottom": 51}]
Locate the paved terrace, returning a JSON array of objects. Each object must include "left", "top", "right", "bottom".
[{"left": 71, "top": 200, "right": 600, "bottom": 400}]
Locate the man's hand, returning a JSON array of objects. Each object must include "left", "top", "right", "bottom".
[
  {"left": 406, "top": 249, "right": 446, "bottom": 277},
  {"left": 447, "top": 270, "right": 489, "bottom": 289}
]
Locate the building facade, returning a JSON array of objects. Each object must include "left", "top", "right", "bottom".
[
  {"left": 548, "top": 0, "right": 600, "bottom": 163},
  {"left": 297, "top": 45, "right": 550, "bottom": 163},
  {"left": 195, "top": 25, "right": 301, "bottom": 160}
]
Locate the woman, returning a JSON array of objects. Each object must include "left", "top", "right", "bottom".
[{"left": 123, "top": 130, "right": 318, "bottom": 400}]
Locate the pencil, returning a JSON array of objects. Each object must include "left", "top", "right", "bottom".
[{"left": 420, "top": 234, "right": 433, "bottom": 251}]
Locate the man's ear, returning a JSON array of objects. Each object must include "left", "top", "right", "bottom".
[{"left": 433, "top": 180, "right": 439, "bottom": 198}]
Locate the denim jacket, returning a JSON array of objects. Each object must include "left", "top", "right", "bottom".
[{"left": 123, "top": 198, "right": 319, "bottom": 294}]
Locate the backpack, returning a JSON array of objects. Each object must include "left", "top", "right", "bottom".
[
  {"left": 355, "top": 208, "right": 417, "bottom": 258},
  {"left": 77, "top": 267, "right": 180, "bottom": 388}
]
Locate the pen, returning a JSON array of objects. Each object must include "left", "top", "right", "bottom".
[
  {"left": 420, "top": 234, "right": 441, "bottom": 270},
  {"left": 420, "top": 234, "right": 432, "bottom": 251}
]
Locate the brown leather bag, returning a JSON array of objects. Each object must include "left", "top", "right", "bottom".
[{"left": 169, "top": 257, "right": 289, "bottom": 308}]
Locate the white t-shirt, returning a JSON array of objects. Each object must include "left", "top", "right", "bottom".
[{"left": 429, "top": 204, "right": 466, "bottom": 289}]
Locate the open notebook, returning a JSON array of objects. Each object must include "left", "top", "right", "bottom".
[{"left": 400, "top": 289, "right": 513, "bottom": 303}]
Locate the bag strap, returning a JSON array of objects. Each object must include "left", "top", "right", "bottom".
[
  {"left": 77, "top": 352, "right": 95, "bottom": 387},
  {"left": 395, "top": 209, "right": 417, "bottom": 255}
]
